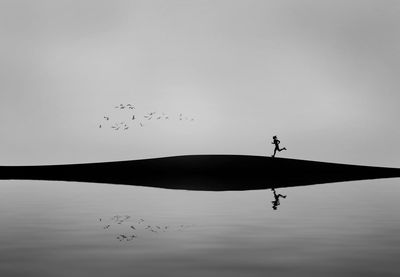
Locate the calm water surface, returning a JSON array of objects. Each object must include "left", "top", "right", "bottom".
[{"left": 1, "top": 179, "right": 400, "bottom": 277}]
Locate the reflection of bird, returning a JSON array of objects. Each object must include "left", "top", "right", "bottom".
[
  {"left": 127, "top": 235, "right": 136, "bottom": 241},
  {"left": 117, "top": 234, "right": 127, "bottom": 241}
]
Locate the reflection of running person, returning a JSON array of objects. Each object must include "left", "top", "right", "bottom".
[
  {"left": 271, "top": 135, "right": 287, "bottom": 157},
  {"left": 271, "top": 188, "right": 287, "bottom": 210}
]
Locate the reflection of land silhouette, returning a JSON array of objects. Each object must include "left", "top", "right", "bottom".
[{"left": 0, "top": 155, "right": 399, "bottom": 191}]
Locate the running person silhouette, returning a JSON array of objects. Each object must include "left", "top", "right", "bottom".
[
  {"left": 271, "top": 135, "right": 287, "bottom": 157},
  {"left": 271, "top": 188, "right": 287, "bottom": 210}
]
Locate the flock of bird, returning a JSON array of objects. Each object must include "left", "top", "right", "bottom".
[
  {"left": 98, "top": 103, "right": 195, "bottom": 131},
  {"left": 99, "top": 215, "right": 194, "bottom": 242}
]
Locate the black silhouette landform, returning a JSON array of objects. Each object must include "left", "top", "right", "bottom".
[{"left": 0, "top": 155, "right": 399, "bottom": 191}]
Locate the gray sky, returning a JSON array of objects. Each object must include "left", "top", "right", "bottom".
[{"left": 1, "top": 0, "right": 399, "bottom": 167}]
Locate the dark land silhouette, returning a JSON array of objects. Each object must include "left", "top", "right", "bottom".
[{"left": 0, "top": 155, "right": 399, "bottom": 191}]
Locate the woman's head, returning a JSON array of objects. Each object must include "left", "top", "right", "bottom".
[{"left": 273, "top": 135, "right": 277, "bottom": 139}]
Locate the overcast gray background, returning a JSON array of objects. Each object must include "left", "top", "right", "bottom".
[{"left": 1, "top": 0, "right": 399, "bottom": 167}]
